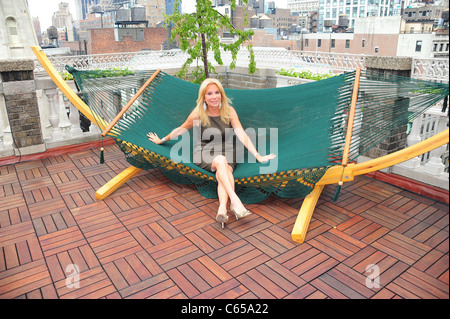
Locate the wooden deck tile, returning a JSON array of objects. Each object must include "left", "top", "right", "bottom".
[
  {"left": 372, "top": 231, "right": 431, "bottom": 265},
  {"left": 0, "top": 142, "right": 448, "bottom": 300},
  {"left": 0, "top": 259, "right": 52, "bottom": 299},
  {"left": 386, "top": 267, "right": 449, "bottom": 299},
  {"left": 54, "top": 266, "right": 116, "bottom": 299}
]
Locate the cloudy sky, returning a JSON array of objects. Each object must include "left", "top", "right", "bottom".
[{"left": 27, "top": 0, "right": 288, "bottom": 30}]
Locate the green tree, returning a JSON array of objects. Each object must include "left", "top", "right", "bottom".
[{"left": 166, "top": 0, "right": 256, "bottom": 83}]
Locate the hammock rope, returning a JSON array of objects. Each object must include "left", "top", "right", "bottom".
[{"left": 67, "top": 66, "right": 449, "bottom": 203}]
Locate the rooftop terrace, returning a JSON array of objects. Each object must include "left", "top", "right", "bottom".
[
  {"left": 0, "top": 140, "right": 448, "bottom": 300},
  {"left": 0, "top": 48, "right": 448, "bottom": 303}
]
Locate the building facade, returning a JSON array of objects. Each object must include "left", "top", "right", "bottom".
[
  {"left": 317, "top": 0, "right": 401, "bottom": 32},
  {"left": 300, "top": 14, "right": 448, "bottom": 58},
  {"left": 288, "top": 0, "right": 320, "bottom": 17},
  {"left": 0, "top": 0, "right": 38, "bottom": 59},
  {"left": 52, "top": 2, "right": 75, "bottom": 42}
]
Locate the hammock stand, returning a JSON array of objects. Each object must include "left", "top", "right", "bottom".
[{"left": 32, "top": 46, "right": 449, "bottom": 243}]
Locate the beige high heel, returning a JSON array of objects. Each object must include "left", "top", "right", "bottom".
[
  {"left": 216, "top": 209, "right": 229, "bottom": 229},
  {"left": 229, "top": 204, "right": 252, "bottom": 220}
]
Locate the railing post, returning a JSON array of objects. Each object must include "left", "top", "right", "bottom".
[
  {"left": 398, "top": 115, "right": 423, "bottom": 169},
  {"left": 68, "top": 98, "right": 83, "bottom": 138},
  {"left": 45, "top": 88, "right": 63, "bottom": 141},
  {"left": 423, "top": 108, "right": 448, "bottom": 175},
  {"left": 58, "top": 91, "right": 72, "bottom": 138}
]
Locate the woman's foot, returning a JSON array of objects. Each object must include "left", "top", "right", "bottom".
[
  {"left": 229, "top": 203, "right": 252, "bottom": 220},
  {"left": 216, "top": 206, "right": 229, "bottom": 229}
]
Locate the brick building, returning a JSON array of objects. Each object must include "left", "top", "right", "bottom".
[{"left": 87, "top": 27, "right": 168, "bottom": 54}]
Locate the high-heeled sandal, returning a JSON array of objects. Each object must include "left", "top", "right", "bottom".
[
  {"left": 229, "top": 204, "right": 252, "bottom": 220},
  {"left": 216, "top": 209, "right": 229, "bottom": 229}
]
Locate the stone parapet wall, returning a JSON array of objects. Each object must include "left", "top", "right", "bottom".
[
  {"left": 218, "top": 67, "right": 277, "bottom": 90},
  {"left": 364, "top": 56, "right": 413, "bottom": 77},
  {"left": 162, "top": 66, "right": 277, "bottom": 90},
  {"left": 361, "top": 56, "right": 413, "bottom": 163},
  {"left": 0, "top": 59, "right": 45, "bottom": 155}
]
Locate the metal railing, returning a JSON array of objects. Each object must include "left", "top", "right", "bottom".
[{"left": 34, "top": 47, "right": 367, "bottom": 75}]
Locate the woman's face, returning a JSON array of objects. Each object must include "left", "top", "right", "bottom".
[{"left": 204, "top": 84, "right": 221, "bottom": 108}]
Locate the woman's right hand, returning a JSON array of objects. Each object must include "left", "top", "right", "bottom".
[{"left": 147, "top": 132, "right": 163, "bottom": 144}]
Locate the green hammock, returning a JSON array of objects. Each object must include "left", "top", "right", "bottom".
[{"left": 68, "top": 67, "right": 449, "bottom": 203}]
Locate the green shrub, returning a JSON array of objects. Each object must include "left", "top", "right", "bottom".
[{"left": 276, "top": 68, "right": 336, "bottom": 81}]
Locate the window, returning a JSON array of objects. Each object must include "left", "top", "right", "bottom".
[
  {"left": 331, "top": 39, "right": 335, "bottom": 48},
  {"left": 346, "top": 40, "right": 350, "bottom": 49},
  {"left": 6, "top": 17, "right": 20, "bottom": 45},
  {"left": 415, "top": 40, "right": 422, "bottom": 52},
  {"left": 305, "top": 39, "right": 309, "bottom": 48},
  {"left": 360, "top": 7, "right": 365, "bottom": 17},
  {"left": 362, "top": 39, "right": 366, "bottom": 48},
  {"left": 374, "top": 46, "right": 379, "bottom": 54},
  {"left": 318, "top": 39, "right": 322, "bottom": 47}
]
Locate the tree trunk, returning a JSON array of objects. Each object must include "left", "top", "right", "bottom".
[{"left": 201, "top": 32, "right": 209, "bottom": 78}]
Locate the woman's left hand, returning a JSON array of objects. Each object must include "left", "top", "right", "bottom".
[{"left": 256, "top": 153, "right": 276, "bottom": 163}]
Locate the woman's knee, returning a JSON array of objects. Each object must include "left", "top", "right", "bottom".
[
  {"left": 212, "top": 155, "right": 228, "bottom": 167},
  {"left": 212, "top": 155, "right": 235, "bottom": 173}
]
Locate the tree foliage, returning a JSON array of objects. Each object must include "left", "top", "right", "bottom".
[{"left": 166, "top": 0, "right": 256, "bottom": 83}]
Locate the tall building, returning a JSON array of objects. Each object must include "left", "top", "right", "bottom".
[
  {"left": 288, "top": 0, "right": 320, "bottom": 32},
  {"left": 137, "top": 0, "right": 166, "bottom": 26},
  {"left": 74, "top": 0, "right": 100, "bottom": 20},
  {"left": 0, "top": 0, "right": 38, "bottom": 59},
  {"left": 52, "top": 2, "right": 75, "bottom": 42},
  {"left": 288, "top": 0, "right": 319, "bottom": 16},
  {"left": 33, "top": 17, "right": 43, "bottom": 44},
  {"left": 74, "top": 0, "right": 135, "bottom": 20},
  {"left": 317, "top": 0, "right": 399, "bottom": 32},
  {"left": 165, "top": 0, "right": 180, "bottom": 15}
]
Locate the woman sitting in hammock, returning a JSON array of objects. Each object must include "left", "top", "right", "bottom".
[{"left": 147, "top": 78, "right": 276, "bottom": 228}]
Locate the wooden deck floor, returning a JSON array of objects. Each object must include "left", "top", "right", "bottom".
[{"left": 0, "top": 142, "right": 448, "bottom": 300}]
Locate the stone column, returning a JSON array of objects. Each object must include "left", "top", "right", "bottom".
[
  {"left": 0, "top": 59, "right": 45, "bottom": 155},
  {"left": 362, "top": 56, "right": 412, "bottom": 161}
]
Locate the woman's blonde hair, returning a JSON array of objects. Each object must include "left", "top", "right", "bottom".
[{"left": 196, "top": 78, "right": 231, "bottom": 127}]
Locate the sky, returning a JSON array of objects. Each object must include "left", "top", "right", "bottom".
[{"left": 27, "top": 0, "right": 288, "bottom": 30}]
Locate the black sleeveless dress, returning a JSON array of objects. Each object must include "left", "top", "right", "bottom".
[{"left": 193, "top": 115, "right": 236, "bottom": 172}]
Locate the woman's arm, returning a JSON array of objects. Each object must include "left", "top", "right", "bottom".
[
  {"left": 230, "top": 107, "right": 276, "bottom": 163},
  {"left": 147, "top": 110, "right": 198, "bottom": 144}
]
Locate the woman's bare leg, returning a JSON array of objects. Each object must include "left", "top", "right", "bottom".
[{"left": 212, "top": 156, "right": 249, "bottom": 217}]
